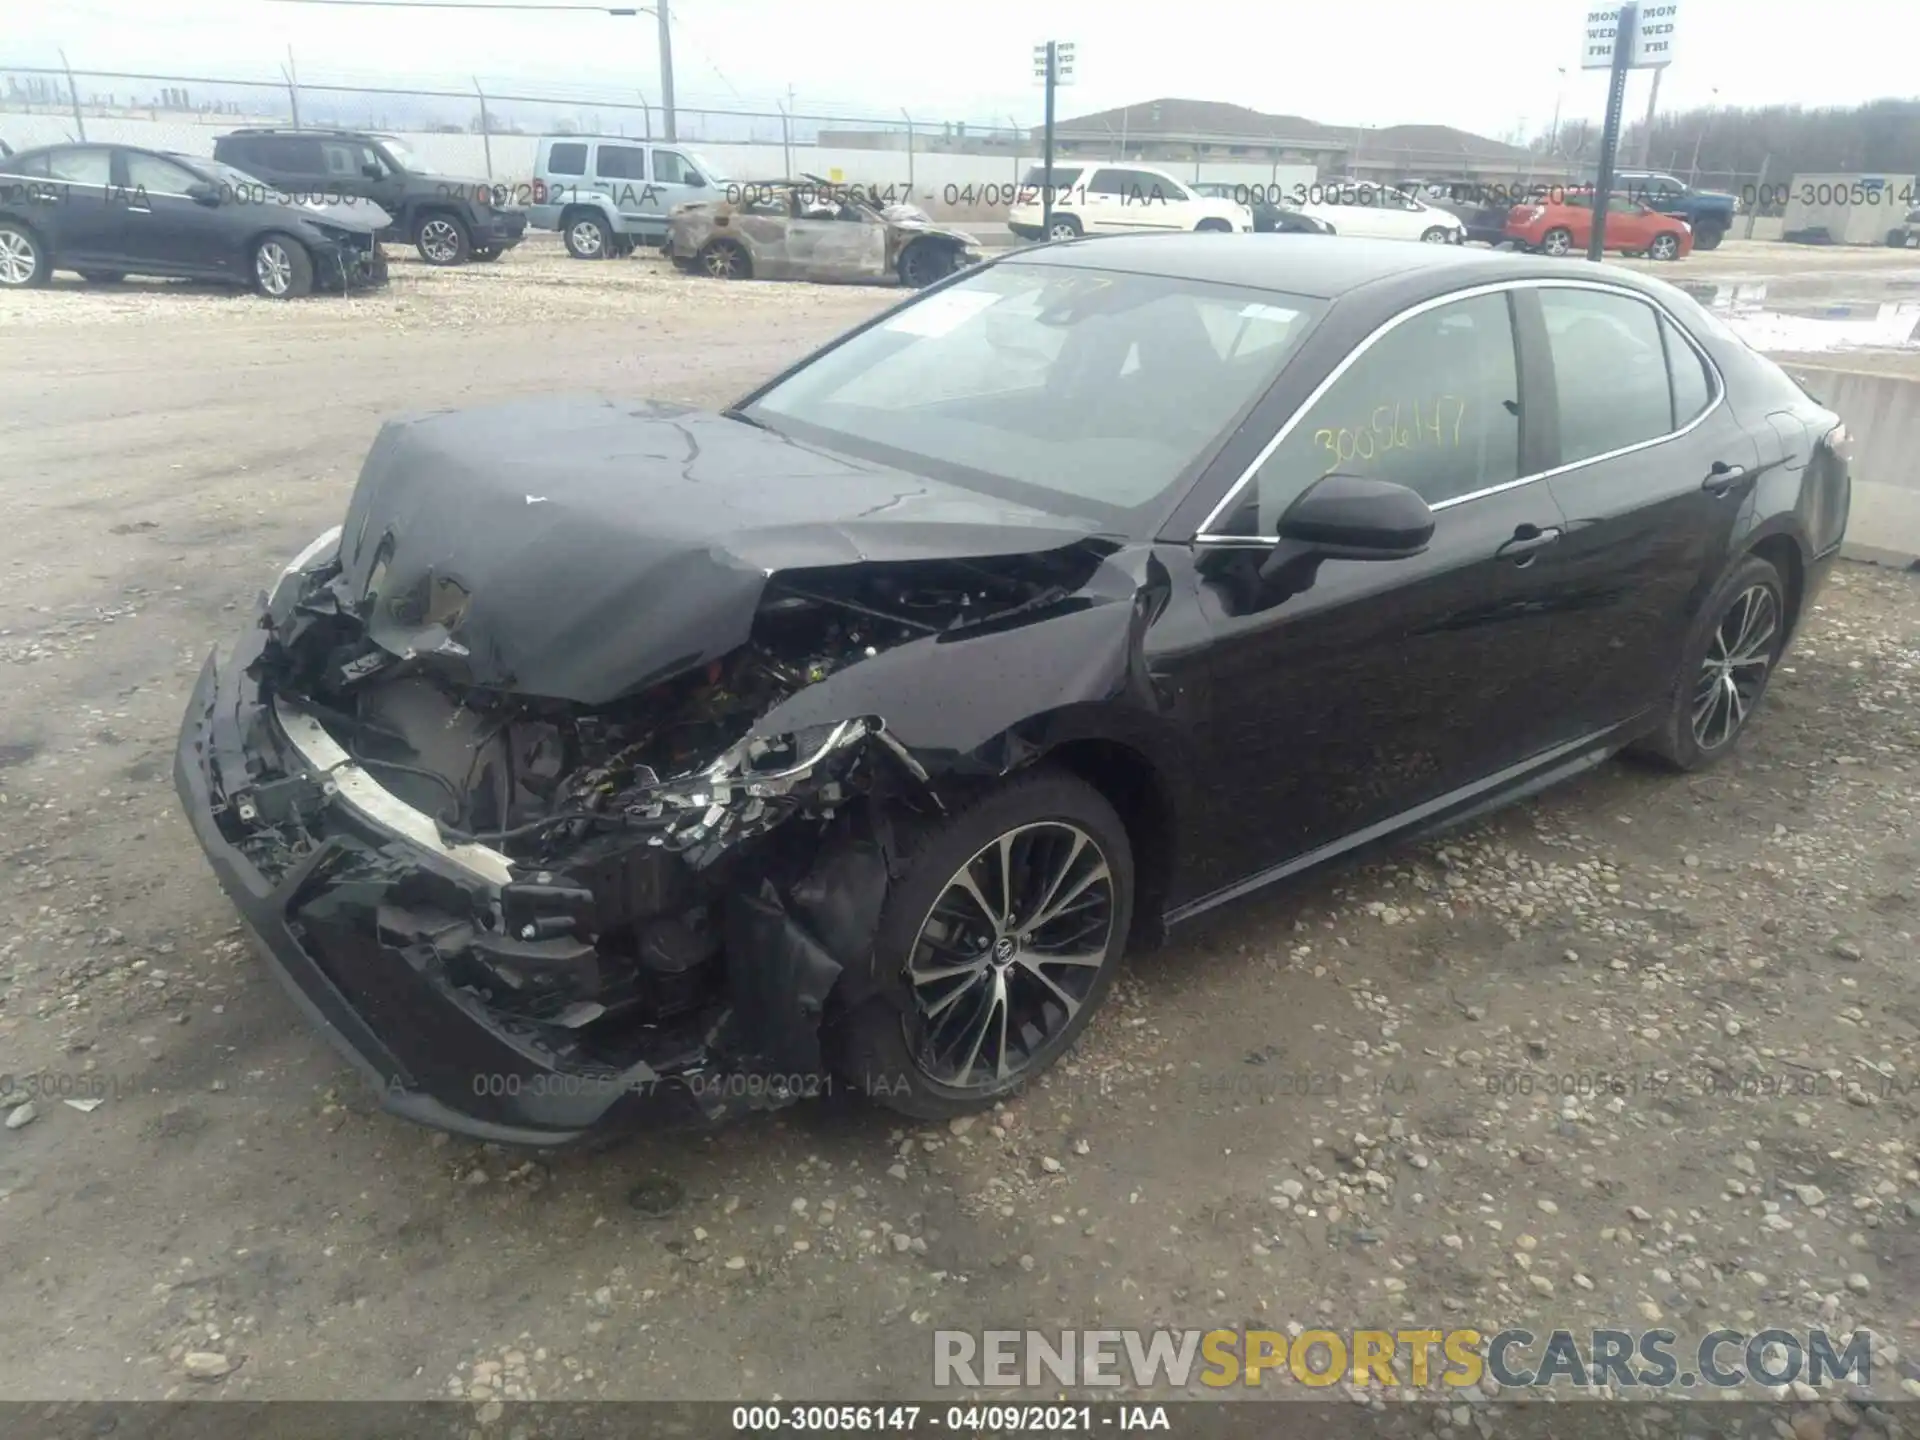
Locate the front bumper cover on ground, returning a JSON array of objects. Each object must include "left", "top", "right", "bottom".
[{"left": 173, "top": 609, "right": 837, "bottom": 1146}]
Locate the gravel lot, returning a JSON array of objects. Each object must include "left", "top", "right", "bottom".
[{"left": 1, "top": 239, "right": 1916, "bottom": 1410}]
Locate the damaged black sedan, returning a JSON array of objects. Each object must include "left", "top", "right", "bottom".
[{"left": 177, "top": 236, "right": 1849, "bottom": 1144}]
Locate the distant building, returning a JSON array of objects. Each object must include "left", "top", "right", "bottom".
[{"left": 1037, "top": 98, "right": 1566, "bottom": 182}]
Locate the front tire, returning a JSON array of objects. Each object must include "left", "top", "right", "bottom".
[
  {"left": 253, "top": 234, "right": 313, "bottom": 299},
  {"left": 1629, "top": 554, "right": 1788, "bottom": 772},
  {"left": 1419, "top": 225, "right": 1452, "bottom": 243},
  {"left": 414, "top": 212, "right": 470, "bottom": 266},
  {"left": 830, "top": 770, "right": 1134, "bottom": 1120},
  {"left": 1195, "top": 218, "right": 1232, "bottom": 233},
  {"left": 1694, "top": 226, "right": 1725, "bottom": 251},
  {"left": 0, "top": 221, "right": 51, "bottom": 288}
]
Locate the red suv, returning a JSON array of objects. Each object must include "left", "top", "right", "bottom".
[{"left": 1505, "top": 190, "right": 1692, "bottom": 261}]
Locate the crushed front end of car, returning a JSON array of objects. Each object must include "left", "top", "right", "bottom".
[{"left": 175, "top": 396, "right": 1139, "bottom": 1143}]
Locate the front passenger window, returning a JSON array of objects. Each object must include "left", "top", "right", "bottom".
[{"left": 1230, "top": 291, "right": 1521, "bottom": 533}]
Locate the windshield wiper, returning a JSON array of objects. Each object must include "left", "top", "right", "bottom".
[{"left": 722, "top": 408, "right": 774, "bottom": 433}]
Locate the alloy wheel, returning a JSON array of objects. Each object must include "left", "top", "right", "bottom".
[
  {"left": 418, "top": 219, "right": 460, "bottom": 263},
  {"left": 902, "top": 822, "right": 1115, "bottom": 1090},
  {"left": 568, "top": 220, "right": 604, "bottom": 257},
  {"left": 1543, "top": 229, "right": 1573, "bottom": 256},
  {"left": 256, "top": 241, "right": 293, "bottom": 297},
  {"left": 1048, "top": 221, "right": 1079, "bottom": 242},
  {"left": 1691, "top": 584, "right": 1778, "bottom": 751},
  {"left": 701, "top": 244, "right": 743, "bottom": 279},
  {"left": 1650, "top": 235, "right": 1679, "bottom": 260},
  {"left": 0, "top": 230, "right": 37, "bottom": 285},
  {"left": 1420, "top": 226, "right": 1452, "bottom": 243}
]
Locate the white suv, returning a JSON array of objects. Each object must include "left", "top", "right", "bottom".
[{"left": 1008, "top": 164, "right": 1252, "bottom": 241}]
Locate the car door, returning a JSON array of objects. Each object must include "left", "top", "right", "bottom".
[
  {"left": 114, "top": 150, "right": 237, "bottom": 277},
  {"left": 589, "top": 141, "right": 651, "bottom": 231},
  {"left": 646, "top": 148, "right": 713, "bottom": 231},
  {"left": 1527, "top": 283, "right": 1755, "bottom": 732},
  {"left": 316, "top": 138, "right": 380, "bottom": 207},
  {"left": 1075, "top": 167, "right": 1129, "bottom": 233},
  {"left": 781, "top": 203, "right": 888, "bottom": 281},
  {"left": 1191, "top": 286, "right": 1577, "bottom": 875},
  {"left": 1112, "top": 168, "right": 1189, "bottom": 231},
  {"left": 38, "top": 146, "right": 124, "bottom": 265}
]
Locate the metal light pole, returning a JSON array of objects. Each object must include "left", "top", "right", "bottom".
[{"left": 1031, "top": 41, "right": 1075, "bottom": 235}]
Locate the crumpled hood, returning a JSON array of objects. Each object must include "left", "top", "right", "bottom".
[
  {"left": 285, "top": 196, "right": 391, "bottom": 234},
  {"left": 333, "top": 394, "right": 1099, "bottom": 705}
]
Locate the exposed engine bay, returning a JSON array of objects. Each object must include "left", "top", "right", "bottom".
[{"left": 219, "top": 541, "right": 1104, "bottom": 1104}]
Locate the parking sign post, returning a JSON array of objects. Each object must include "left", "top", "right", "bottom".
[
  {"left": 1588, "top": 2, "right": 1637, "bottom": 261},
  {"left": 1033, "top": 40, "right": 1074, "bottom": 237}
]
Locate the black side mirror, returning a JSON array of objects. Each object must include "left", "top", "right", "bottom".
[
  {"left": 682, "top": 172, "right": 706, "bottom": 189},
  {"left": 1259, "top": 473, "right": 1434, "bottom": 583},
  {"left": 186, "top": 181, "right": 221, "bottom": 207},
  {"left": 361, "top": 162, "right": 383, "bottom": 180}
]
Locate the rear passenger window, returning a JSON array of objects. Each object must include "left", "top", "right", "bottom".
[
  {"left": 594, "top": 145, "right": 646, "bottom": 180},
  {"left": 1539, "top": 288, "right": 1672, "bottom": 465},
  {"left": 46, "top": 148, "right": 112, "bottom": 186},
  {"left": 1661, "top": 315, "right": 1714, "bottom": 425},
  {"left": 1233, "top": 291, "right": 1521, "bottom": 531},
  {"left": 546, "top": 142, "right": 587, "bottom": 176}
]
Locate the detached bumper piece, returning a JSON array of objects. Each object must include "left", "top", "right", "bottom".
[
  {"left": 318, "top": 235, "right": 390, "bottom": 293},
  {"left": 172, "top": 608, "right": 868, "bottom": 1145}
]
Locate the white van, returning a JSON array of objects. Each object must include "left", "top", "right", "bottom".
[
  {"left": 527, "top": 137, "right": 733, "bottom": 258},
  {"left": 1007, "top": 163, "right": 1251, "bottom": 241}
]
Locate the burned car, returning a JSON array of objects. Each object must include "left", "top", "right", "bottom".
[
  {"left": 177, "top": 236, "right": 1847, "bottom": 1145},
  {"left": 668, "top": 176, "right": 982, "bottom": 286}
]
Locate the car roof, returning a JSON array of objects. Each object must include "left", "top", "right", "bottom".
[
  {"left": 1001, "top": 233, "right": 1670, "bottom": 302},
  {"left": 539, "top": 134, "right": 659, "bottom": 144}
]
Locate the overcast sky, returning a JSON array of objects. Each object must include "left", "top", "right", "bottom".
[{"left": 8, "top": 0, "right": 1917, "bottom": 137}]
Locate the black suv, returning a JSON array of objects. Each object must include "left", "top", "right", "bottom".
[{"left": 213, "top": 129, "right": 526, "bottom": 265}]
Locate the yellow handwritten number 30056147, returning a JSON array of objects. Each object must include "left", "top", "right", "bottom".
[{"left": 1313, "top": 395, "right": 1465, "bottom": 474}]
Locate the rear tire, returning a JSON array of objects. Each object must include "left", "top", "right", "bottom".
[
  {"left": 697, "top": 239, "right": 750, "bottom": 279},
  {"left": 897, "top": 239, "right": 955, "bottom": 288},
  {"left": 563, "top": 211, "right": 611, "bottom": 260},
  {"left": 0, "top": 221, "right": 51, "bottom": 288},
  {"left": 829, "top": 769, "right": 1134, "bottom": 1121},
  {"left": 1046, "top": 215, "right": 1082, "bottom": 242},
  {"left": 1648, "top": 231, "right": 1683, "bottom": 261},
  {"left": 1540, "top": 226, "right": 1574, "bottom": 256},
  {"left": 252, "top": 233, "right": 313, "bottom": 299},
  {"left": 1694, "top": 226, "right": 1725, "bottom": 251},
  {"left": 1628, "top": 553, "right": 1788, "bottom": 772}
]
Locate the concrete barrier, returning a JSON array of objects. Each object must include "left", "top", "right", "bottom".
[{"left": 1781, "top": 364, "right": 1920, "bottom": 568}]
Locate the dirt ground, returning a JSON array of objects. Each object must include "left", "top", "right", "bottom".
[{"left": 1, "top": 241, "right": 1916, "bottom": 1408}]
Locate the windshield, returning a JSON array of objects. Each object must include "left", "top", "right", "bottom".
[
  {"left": 683, "top": 149, "right": 730, "bottom": 184},
  {"left": 746, "top": 261, "right": 1324, "bottom": 526},
  {"left": 375, "top": 136, "right": 422, "bottom": 171}
]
